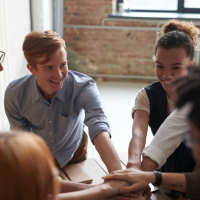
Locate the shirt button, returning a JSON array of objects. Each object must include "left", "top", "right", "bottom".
[
  {"left": 49, "top": 121, "right": 51, "bottom": 123},
  {"left": 51, "top": 140, "right": 54, "bottom": 142},
  {"left": 53, "top": 147, "right": 55, "bottom": 149},
  {"left": 50, "top": 132, "right": 52, "bottom": 134}
]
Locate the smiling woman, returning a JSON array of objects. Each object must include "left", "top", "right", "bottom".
[{"left": 127, "top": 19, "right": 199, "bottom": 175}]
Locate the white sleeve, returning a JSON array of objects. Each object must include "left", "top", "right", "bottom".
[
  {"left": 142, "top": 104, "right": 191, "bottom": 168},
  {"left": 132, "top": 88, "right": 150, "bottom": 118}
]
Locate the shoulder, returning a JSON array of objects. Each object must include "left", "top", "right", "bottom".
[
  {"left": 135, "top": 88, "right": 149, "bottom": 103},
  {"left": 67, "top": 70, "right": 95, "bottom": 85},
  {"left": 63, "top": 71, "right": 97, "bottom": 102},
  {"left": 144, "top": 81, "right": 162, "bottom": 92},
  {"left": 5, "top": 74, "right": 34, "bottom": 98},
  {"left": 66, "top": 70, "right": 96, "bottom": 93}
]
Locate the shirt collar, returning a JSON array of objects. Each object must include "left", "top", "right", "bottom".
[
  {"left": 31, "top": 76, "right": 66, "bottom": 103},
  {"left": 32, "top": 77, "right": 40, "bottom": 103},
  {"left": 55, "top": 83, "right": 66, "bottom": 102}
]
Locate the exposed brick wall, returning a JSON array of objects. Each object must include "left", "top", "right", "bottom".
[
  {"left": 64, "top": 0, "right": 113, "bottom": 25},
  {"left": 63, "top": 0, "right": 158, "bottom": 77}
]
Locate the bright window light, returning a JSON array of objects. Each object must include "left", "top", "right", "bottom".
[{"left": 123, "top": 0, "right": 178, "bottom": 11}]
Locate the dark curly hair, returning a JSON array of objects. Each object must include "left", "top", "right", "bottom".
[
  {"left": 155, "top": 20, "right": 199, "bottom": 61},
  {"left": 175, "top": 66, "right": 200, "bottom": 130}
]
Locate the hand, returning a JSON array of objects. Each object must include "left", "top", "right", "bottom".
[{"left": 102, "top": 168, "right": 155, "bottom": 193}]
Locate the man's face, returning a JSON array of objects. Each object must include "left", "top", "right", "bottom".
[{"left": 27, "top": 47, "right": 68, "bottom": 99}]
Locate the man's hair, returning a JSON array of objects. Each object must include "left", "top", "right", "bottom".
[
  {"left": 176, "top": 66, "right": 200, "bottom": 130},
  {"left": 0, "top": 131, "right": 57, "bottom": 200},
  {"left": 22, "top": 30, "right": 66, "bottom": 68}
]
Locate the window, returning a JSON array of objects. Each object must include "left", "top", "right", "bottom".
[
  {"left": 117, "top": 0, "right": 200, "bottom": 13},
  {"left": 123, "top": 0, "right": 178, "bottom": 11},
  {"left": 184, "top": 0, "right": 200, "bottom": 8}
]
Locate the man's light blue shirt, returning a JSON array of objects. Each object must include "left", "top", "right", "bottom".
[{"left": 5, "top": 71, "right": 111, "bottom": 167}]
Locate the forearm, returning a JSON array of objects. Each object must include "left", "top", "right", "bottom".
[
  {"left": 128, "top": 111, "right": 149, "bottom": 169},
  {"left": 161, "top": 173, "right": 186, "bottom": 193},
  {"left": 141, "top": 156, "right": 158, "bottom": 172},
  {"left": 58, "top": 185, "right": 105, "bottom": 200},
  {"left": 144, "top": 172, "right": 186, "bottom": 193},
  {"left": 127, "top": 133, "right": 146, "bottom": 169},
  {"left": 94, "top": 132, "right": 122, "bottom": 173},
  {"left": 58, "top": 180, "right": 127, "bottom": 200},
  {"left": 59, "top": 180, "right": 92, "bottom": 193}
]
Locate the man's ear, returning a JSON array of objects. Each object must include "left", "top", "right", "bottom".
[{"left": 27, "top": 64, "right": 36, "bottom": 75}]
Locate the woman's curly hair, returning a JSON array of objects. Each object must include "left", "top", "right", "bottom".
[{"left": 155, "top": 20, "right": 199, "bottom": 60}]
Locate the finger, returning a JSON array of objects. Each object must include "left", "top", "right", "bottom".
[
  {"left": 134, "top": 190, "right": 143, "bottom": 195},
  {"left": 107, "top": 195, "right": 131, "bottom": 200},
  {"left": 120, "top": 192, "right": 138, "bottom": 198},
  {"left": 119, "top": 185, "right": 139, "bottom": 194},
  {"left": 146, "top": 186, "right": 152, "bottom": 197},
  {"left": 102, "top": 174, "right": 126, "bottom": 181},
  {"left": 142, "top": 192, "right": 149, "bottom": 200}
]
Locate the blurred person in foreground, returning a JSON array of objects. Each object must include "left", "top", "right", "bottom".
[{"left": 0, "top": 131, "right": 150, "bottom": 200}]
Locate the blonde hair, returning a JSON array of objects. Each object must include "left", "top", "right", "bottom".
[
  {"left": 0, "top": 131, "right": 58, "bottom": 200},
  {"left": 22, "top": 30, "right": 66, "bottom": 68}
]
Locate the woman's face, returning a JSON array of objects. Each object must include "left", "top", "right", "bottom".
[{"left": 155, "top": 47, "right": 194, "bottom": 98}]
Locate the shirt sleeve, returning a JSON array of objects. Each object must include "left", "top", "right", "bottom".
[
  {"left": 4, "top": 83, "right": 30, "bottom": 131},
  {"left": 75, "top": 81, "right": 111, "bottom": 143},
  {"left": 142, "top": 104, "right": 191, "bottom": 168},
  {"left": 132, "top": 88, "right": 150, "bottom": 118}
]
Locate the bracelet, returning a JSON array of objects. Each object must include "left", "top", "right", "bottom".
[{"left": 152, "top": 171, "right": 162, "bottom": 187}]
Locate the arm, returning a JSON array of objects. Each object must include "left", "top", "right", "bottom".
[
  {"left": 58, "top": 180, "right": 127, "bottom": 200},
  {"left": 93, "top": 132, "right": 122, "bottom": 173},
  {"left": 59, "top": 180, "right": 92, "bottom": 193},
  {"left": 141, "top": 105, "right": 191, "bottom": 170},
  {"left": 4, "top": 85, "right": 30, "bottom": 131},
  {"left": 76, "top": 81, "right": 121, "bottom": 173},
  {"left": 102, "top": 168, "right": 186, "bottom": 194},
  {"left": 127, "top": 110, "right": 149, "bottom": 169},
  {"left": 58, "top": 180, "right": 148, "bottom": 200},
  {"left": 141, "top": 156, "right": 158, "bottom": 172}
]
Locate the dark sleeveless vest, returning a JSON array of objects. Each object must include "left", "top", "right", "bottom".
[{"left": 144, "top": 81, "right": 195, "bottom": 173}]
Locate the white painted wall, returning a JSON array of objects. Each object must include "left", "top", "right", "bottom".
[
  {"left": 31, "top": 0, "right": 53, "bottom": 31},
  {"left": 0, "top": 0, "right": 31, "bottom": 131}
]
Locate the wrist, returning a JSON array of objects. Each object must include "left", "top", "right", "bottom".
[
  {"left": 152, "top": 171, "right": 162, "bottom": 186},
  {"left": 127, "top": 161, "right": 141, "bottom": 169},
  {"left": 147, "top": 172, "right": 156, "bottom": 184},
  {"left": 141, "top": 156, "right": 158, "bottom": 171}
]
